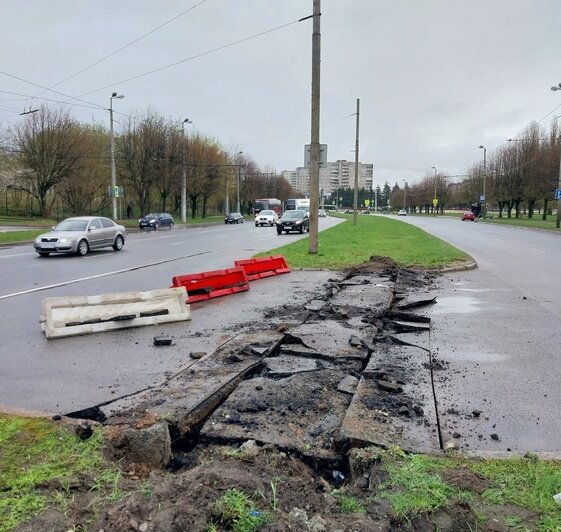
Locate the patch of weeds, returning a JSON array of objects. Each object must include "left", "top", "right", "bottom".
[
  {"left": 379, "top": 454, "right": 472, "bottom": 520},
  {"left": 139, "top": 480, "right": 153, "bottom": 499},
  {"left": 503, "top": 515, "right": 524, "bottom": 527},
  {"left": 211, "top": 488, "right": 271, "bottom": 532},
  {"left": 467, "top": 455, "right": 561, "bottom": 531},
  {"left": 256, "top": 477, "right": 281, "bottom": 512},
  {"left": 0, "top": 415, "right": 122, "bottom": 532},
  {"left": 338, "top": 493, "right": 366, "bottom": 514}
]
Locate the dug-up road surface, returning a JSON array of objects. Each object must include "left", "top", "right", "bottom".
[{"left": 59, "top": 255, "right": 555, "bottom": 480}]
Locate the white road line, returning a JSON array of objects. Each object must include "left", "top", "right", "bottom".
[
  {"left": 0, "top": 251, "right": 211, "bottom": 300},
  {"left": 531, "top": 248, "right": 546, "bottom": 254}
]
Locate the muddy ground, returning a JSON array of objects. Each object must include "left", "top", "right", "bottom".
[{"left": 14, "top": 258, "right": 536, "bottom": 531}]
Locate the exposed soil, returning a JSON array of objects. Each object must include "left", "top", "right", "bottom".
[{"left": 14, "top": 258, "right": 540, "bottom": 531}]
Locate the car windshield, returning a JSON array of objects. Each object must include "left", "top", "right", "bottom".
[
  {"left": 54, "top": 219, "right": 89, "bottom": 231},
  {"left": 228, "top": 213, "right": 241, "bottom": 217},
  {"left": 144, "top": 213, "right": 159, "bottom": 218},
  {"left": 259, "top": 210, "right": 274, "bottom": 216},
  {"left": 282, "top": 211, "right": 304, "bottom": 219}
]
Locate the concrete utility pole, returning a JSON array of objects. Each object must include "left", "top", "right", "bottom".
[
  {"left": 552, "top": 83, "right": 561, "bottom": 227},
  {"left": 236, "top": 151, "right": 243, "bottom": 213},
  {"left": 181, "top": 118, "right": 192, "bottom": 224},
  {"left": 403, "top": 180, "right": 407, "bottom": 210},
  {"left": 352, "top": 98, "right": 360, "bottom": 226},
  {"left": 308, "top": 0, "right": 321, "bottom": 254},
  {"left": 110, "top": 92, "right": 124, "bottom": 220},
  {"left": 478, "top": 145, "right": 487, "bottom": 219}
]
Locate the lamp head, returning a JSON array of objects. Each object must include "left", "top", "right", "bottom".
[
  {"left": 551, "top": 86, "right": 560, "bottom": 92},
  {"left": 478, "top": 145, "right": 485, "bottom": 149},
  {"left": 111, "top": 92, "right": 117, "bottom": 98},
  {"left": 183, "top": 118, "right": 192, "bottom": 124}
]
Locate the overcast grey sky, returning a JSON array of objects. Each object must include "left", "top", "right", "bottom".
[{"left": 1, "top": 0, "right": 560, "bottom": 186}]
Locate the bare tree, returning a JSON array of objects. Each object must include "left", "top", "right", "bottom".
[{"left": 12, "top": 106, "right": 85, "bottom": 217}]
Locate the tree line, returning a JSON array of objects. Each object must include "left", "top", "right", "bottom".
[
  {"left": 388, "top": 120, "right": 560, "bottom": 218},
  {"left": 0, "top": 106, "right": 297, "bottom": 219}
]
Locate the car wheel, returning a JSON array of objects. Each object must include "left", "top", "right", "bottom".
[
  {"left": 113, "top": 235, "right": 124, "bottom": 251},
  {"left": 77, "top": 239, "right": 89, "bottom": 256},
  {"left": 170, "top": 222, "right": 174, "bottom": 229},
  {"left": 299, "top": 225, "right": 304, "bottom": 234},
  {"left": 154, "top": 222, "right": 159, "bottom": 231},
  {"left": 38, "top": 252, "right": 50, "bottom": 257}
]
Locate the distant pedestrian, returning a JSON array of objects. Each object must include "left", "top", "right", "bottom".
[{"left": 126, "top": 204, "right": 132, "bottom": 219}]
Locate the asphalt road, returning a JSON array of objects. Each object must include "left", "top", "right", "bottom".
[
  {"left": 391, "top": 214, "right": 561, "bottom": 453},
  {"left": 0, "top": 217, "right": 341, "bottom": 415}
]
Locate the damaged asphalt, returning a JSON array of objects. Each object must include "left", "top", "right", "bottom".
[{"left": 65, "top": 258, "right": 533, "bottom": 474}]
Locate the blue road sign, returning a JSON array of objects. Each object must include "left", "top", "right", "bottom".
[
  {"left": 555, "top": 189, "right": 561, "bottom": 200},
  {"left": 480, "top": 194, "right": 485, "bottom": 203}
]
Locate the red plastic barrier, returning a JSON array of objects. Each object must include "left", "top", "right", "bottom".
[
  {"left": 171, "top": 267, "right": 250, "bottom": 303},
  {"left": 234, "top": 255, "right": 291, "bottom": 281}
]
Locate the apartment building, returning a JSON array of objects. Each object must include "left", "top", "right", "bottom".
[{"left": 282, "top": 160, "right": 374, "bottom": 196}]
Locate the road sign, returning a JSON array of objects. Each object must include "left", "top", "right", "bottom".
[
  {"left": 432, "top": 198, "right": 439, "bottom": 206},
  {"left": 480, "top": 194, "right": 485, "bottom": 203},
  {"left": 555, "top": 189, "right": 561, "bottom": 200}
]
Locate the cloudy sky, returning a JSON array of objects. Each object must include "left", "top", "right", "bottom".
[{"left": 1, "top": 0, "right": 560, "bottom": 186}]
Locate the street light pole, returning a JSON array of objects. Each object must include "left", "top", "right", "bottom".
[
  {"left": 236, "top": 151, "right": 243, "bottom": 213},
  {"left": 403, "top": 180, "right": 407, "bottom": 210},
  {"left": 181, "top": 118, "right": 192, "bottom": 224},
  {"left": 431, "top": 166, "right": 437, "bottom": 215},
  {"left": 110, "top": 92, "right": 124, "bottom": 220},
  {"left": 478, "top": 145, "right": 487, "bottom": 218},
  {"left": 551, "top": 83, "right": 561, "bottom": 228}
]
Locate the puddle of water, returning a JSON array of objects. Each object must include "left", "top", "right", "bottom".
[{"left": 431, "top": 295, "right": 479, "bottom": 314}]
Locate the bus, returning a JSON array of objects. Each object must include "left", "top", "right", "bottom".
[
  {"left": 285, "top": 198, "right": 310, "bottom": 212},
  {"left": 252, "top": 198, "right": 282, "bottom": 216}
]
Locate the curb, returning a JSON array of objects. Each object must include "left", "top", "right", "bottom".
[{"left": 427, "top": 260, "right": 478, "bottom": 274}]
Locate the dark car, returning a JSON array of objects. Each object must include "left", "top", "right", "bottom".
[
  {"left": 225, "top": 212, "right": 244, "bottom": 224},
  {"left": 33, "top": 216, "right": 126, "bottom": 257},
  {"left": 276, "top": 210, "right": 309, "bottom": 234},
  {"left": 138, "top": 212, "right": 174, "bottom": 230},
  {"left": 462, "top": 211, "right": 476, "bottom": 221}
]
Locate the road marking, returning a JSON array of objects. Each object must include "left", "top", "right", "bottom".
[
  {"left": 531, "top": 248, "right": 546, "bottom": 254},
  {"left": 0, "top": 251, "right": 211, "bottom": 301}
]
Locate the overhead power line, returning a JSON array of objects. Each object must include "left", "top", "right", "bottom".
[
  {"left": 32, "top": 0, "right": 210, "bottom": 98},
  {"left": 76, "top": 18, "right": 303, "bottom": 98}
]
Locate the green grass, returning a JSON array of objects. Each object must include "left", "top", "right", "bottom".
[
  {"left": 469, "top": 455, "right": 561, "bottom": 530},
  {"left": 0, "top": 229, "right": 45, "bottom": 244},
  {"left": 377, "top": 452, "right": 561, "bottom": 530},
  {"left": 380, "top": 454, "right": 472, "bottom": 519},
  {"left": 260, "top": 214, "right": 470, "bottom": 269},
  {"left": 211, "top": 488, "right": 271, "bottom": 532},
  {"left": 0, "top": 415, "right": 122, "bottom": 532},
  {"left": 482, "top": 214, "right": 559, "bottom": 230}
]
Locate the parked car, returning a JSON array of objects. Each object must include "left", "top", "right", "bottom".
[
  {"left": 276, "top": 210, "right": 309, "bottom": 234},
  {"left": 225, "top": 212, "right": 244, "bottom": 224},
  {"left": 462, "top": 211, "right": 476, "bottom": 221},
  {"left": 33, "top": 216, "right": 126, "bottom": 257},
  {"left": 255, "top": 209, "right": 278, "bottom": 226},
  {"left": 398, "top": 209, "right": 407, "bottom": 216},
  {"left": 138, "top": 212, "right": 174, "bottom": 230}
]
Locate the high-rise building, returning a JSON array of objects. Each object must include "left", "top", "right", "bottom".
[{"left": 282, "top": 160, "right": 373, "bottom": 196}]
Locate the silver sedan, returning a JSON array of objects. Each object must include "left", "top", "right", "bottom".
[{"left": 33, "top": 216, "right": 126, "bottom": 257}]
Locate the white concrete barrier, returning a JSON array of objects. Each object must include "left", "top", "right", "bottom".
[{"left": 40, "top": 287, "right": 190, "bottom": 339}]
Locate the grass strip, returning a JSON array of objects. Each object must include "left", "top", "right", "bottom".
[
  {"left": 0, "top": 415, "right": 121, "bottom": 532},
  {"left": 0, "top": 229, "right": 45, "bottom": 245},
  {"left": 260, "top": 214, "right": 471, "bottom": 269}
]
